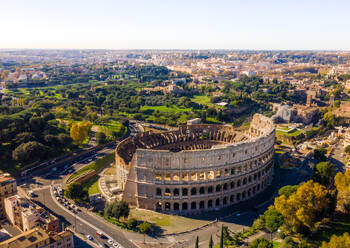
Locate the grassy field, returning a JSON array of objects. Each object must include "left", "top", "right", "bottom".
[
  {"left": 97, "top": 120, "right": 126, "bottom": 138},
  {"left": 67, "top": 152, "right": 115, "bottom": 183},
  {"left": 140, "top": 105, "right": 192, "bottom": 113},
  {"left": 129, "top": 208, "right": 208, "bottom": 234},
  {"left": 191, "top": 95, "right": 226, "bottom": 109},
  {"left": 84, "top": 175, "right": 100, "bottom": 195},
  {"left": 276, "top": 129, "right": 302, "bottom": 137}
]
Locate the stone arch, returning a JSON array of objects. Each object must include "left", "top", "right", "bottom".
[
  {"left": 156, "top": 202, "right": 162, "bottom": 211},
  {"left": 208, "top": 200, "right": 213, "bottom": 208},
  {"left": 174, "top": 188, "right": 179, "bottom": 196},
  {"left": 208, "top": 186, "right": 213, "bottom": 194},
  {"left": 215, "top": 198, "right": 220, "bottom": 206},
  {"left": 182, "top": 188, "right": 188, "bottom": 196},
  {"left": 191, "top": 202, "right": 197, "bottom": 210},
  {"left": 156, "top": 188, "right": 162, "bottom": 196},
  {"left": 230, "top": 195, "right": 234, "bottom": 203},
  {"left": 165, "top": 188, "right": 171, "bottom": 196},
  {"left": 199, "top": 187, "right": 205, "bottom": 195},
  {"left": 216, "top": 185, "right": 221, "bottom": 192},
  {"left": 182, "top": 202, "right": 188, "bottom": 210},
  {"left": 191, "top": 187, "right": 197, "bottom": 195},
  {"left": 174, "top": 202, "right": 179, "bottom": 211},
  {"left": 223, "top": 197, "right": 227, "bottom": 205},
  {"left": 243, "top": 178, "right": 247, "bottom": 185},
  {"left": 165, "top": 202, "right": 171, "bottom": 211},
  {"left": 199, "top": 201, "right": 205, "bottom": 209},
  {"left": 223, "top": 183, "right": 228, "bottom": 191},
  {"left": 236, "top": 193, "right": 241, "bottom": 201},
  {"left": 230, "top": 181, "right": 235, "bottom": 189}
]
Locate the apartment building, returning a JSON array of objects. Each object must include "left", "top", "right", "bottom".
[
  {"left": 0, "top": 175, "right": 17, "bottom": 220},
  {"left": 0, "top": 227, "right": 74, "bottom": 248},
  {"left": 4, "top": 196, "right": 59, "bottom": 233}
]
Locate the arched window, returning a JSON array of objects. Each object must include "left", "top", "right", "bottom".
[
  {"left": 216, "top": 185, "right": 221, "bottom": 192},
  {"left": 230, "top": 195, "right": 234, "bottom": 203},
  {"left": 208, "top": 186, "right": 213, "bottom": 194},
  {"left": 182, "top": 202, "right": 188, "bottom": 210},
  {"left": 156, "top": 202, "right": 162, "bottom": 211},
  {"left": 248, "top": 176, "right": 252, "bottom": 183},
  {"left": 164, "top": 188, "right": 171, "bottom": 196},
  {"left": 223, "top": 197, "right": 227, "bottom": 205},
  {"left": 191, "top": 202, "right": 197, "bottom": 210},
  {"left": 173, "top": 203, "right": 179, "bottom": 211},
  {"left": 243, "top": 178, "right": 247, "bottom": 185},
  {"left": 223, "top": 183, "right": 228, "bottom": 191},
  {"left": 237, "top": 180, "right": 241, "bottom": 187},
  {"left": 199, "top": 201, "right": 205, "bottom": 209},
  {"left": 230, "top": 181, "right": 235, "bottom": 189},
  {"left": 199, "top": 187, "right": 205, "bottom": 195},
  {"left": 191, "top": 187, "right": 197, "bottom": 195},
  {"left": 215, "top": 198, "right": 220, "bottom": 206},
  {"left": 208, "top": 200, "right": 213, "bottom": 208},
  {"left": 236, "top": 193, "right": 241, "bottom": 201},
  {"left": 165, "top": 202, "right": 171, "bottom": 211},
  {"left": 242, "top": 191, "right": 246, "bottom": 199},
  {"left": 174, "top": 188, "right": 179, "bottom": 196},
  {"left": 182, "top": 188, "right": 188, "bottom": 196}
]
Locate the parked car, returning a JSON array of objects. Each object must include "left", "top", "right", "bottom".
[{"left": 86, "top": 235, "right": 93, "bottom": 240}]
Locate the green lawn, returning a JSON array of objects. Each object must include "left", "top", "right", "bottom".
[
  {"left": 67, "top": 152, "right": 115, "bottom": 183},
  {"left": 191, "top": 95, "right": 226, "bottom": 109},
  {"left": 140, "top": 105, "right": 191, "bottom": 113},
  {"left": 97, "top": 120, "right": 126, "bottom": 138},
  {"left": 276, "top": 129, "right": 302, "bottom": 137},
  {"left": 84, "top": 175, "right": 101, "bottom": 195}
]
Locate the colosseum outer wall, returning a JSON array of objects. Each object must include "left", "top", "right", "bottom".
[{"left": 117, "top": 114, "right": 275, "bottom": 213}]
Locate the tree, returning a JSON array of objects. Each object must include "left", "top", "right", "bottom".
[
  {"left": 96, "top": 132, "right": 107, "bottom": 145},
  {"left": 249, "top": 237, "right": 273, "bottom": 248},
  {"left": 264, "top": 207, "right": 284, "bottom": 233},
  {"left": 195, "top": 236, "right": 199, "bottom": 248},
  {"left": 209, "top": 235, "right": 213, "bottom": 248},
  {"left": 314, "top": 162, "right": 335, "bottom": 187},
  {"left": 139, "top": 222, "right": 151, "bottom": 243},
  {"left": 220, "top": 225, "right": 224, "bottom": 248},
  {"left": 105, "top": 200, "right": 130, "bottom": 221},
  {"left": 335, "top": 171, "right": 350, "bottom": 213},
  {"left": 65, "top": 182, "right": 87, "bottom": 201},
  {"left": 274, "top": 180, "right": 332, "bottom": 234},
  {"left": 314, "top": 148, "right": 327, "bottom": 161},
  {"left": 70, "top": 121, "right": 92, "bottom": 145},
  {"left": 345, "top": 145, "right": 350, "bottom": 154},
  {"left": 127, "top": 218, "right": 137, "bottom": 230},
  {"left": 278, "top": 185, "right": 299, "bottom": 198},
  {"left": 12, "top": 141, "right": 47, "bottom": 163},
  {"left": 320, "top": 232, "right": 350, "bottom": 248}
]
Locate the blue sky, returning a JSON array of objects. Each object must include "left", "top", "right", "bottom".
[{"left": 1, "top": 0, "right": 350, "bottom": 50}]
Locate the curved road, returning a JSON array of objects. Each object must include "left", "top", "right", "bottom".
[{"left": 33, "top": 186, "right": 137, "bottom": 248}]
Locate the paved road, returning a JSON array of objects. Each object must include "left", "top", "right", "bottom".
[{"left": 32, "top": 186, "right": 137, "bottom": 248}]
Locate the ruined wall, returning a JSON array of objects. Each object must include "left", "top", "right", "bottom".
[{"left": 118, "top": 114, "right": 275, "bottom": 213}]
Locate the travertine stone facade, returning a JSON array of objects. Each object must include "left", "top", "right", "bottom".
[{"left": 116, "top": 114, "right": 275, "bottom": 213}]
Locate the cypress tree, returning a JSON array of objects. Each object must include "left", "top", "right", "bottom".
[
  {"left": 209, "top": 235, "right": 213, "bottom": 248},
  {"left": 220, "top": 225, "right": 224, "bottom": 248},
  {"left": 195, "top": 236, "right": 199, "bottom": 248}
]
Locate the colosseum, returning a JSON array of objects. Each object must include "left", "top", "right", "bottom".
[{"left": 115, "top": 114, "right": 275, "bottom": 213}]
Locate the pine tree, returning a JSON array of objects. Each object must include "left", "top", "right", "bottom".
[{"left": 209, "top": 235, "right": 213, "bottom": 248}]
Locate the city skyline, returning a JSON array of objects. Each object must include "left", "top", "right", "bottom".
[{"left": 2, "top": 0, "right": 350, "bottom": 50}]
